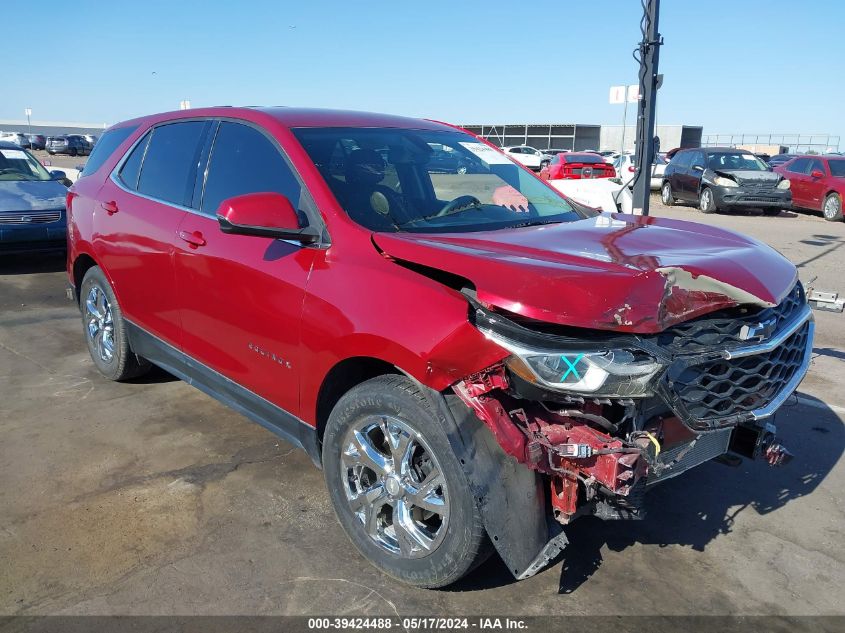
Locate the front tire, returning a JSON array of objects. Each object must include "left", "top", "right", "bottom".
[
  {"left": 322, "top": 375, "right": 490, "bottom": 588},
  {"left": 661, "top": 182, "right": 675, "bottom": 206},
  {"left": 699, "top": 186, "right": 717, "bottom": 213},
  {"left": 80, "top": 266, "right": 151, "bottom": 381},
  {"left": 823, "top": 193, "right": 843, "bottom": 222}
]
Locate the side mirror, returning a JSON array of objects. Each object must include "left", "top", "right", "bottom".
[
  {"left": 49, "top": 170, "right": 67, "bottom": 181},
  {"left": 217, "top": 192, "right": 319, "bottom": 244},
  {"left": 811, "top": 169, "right": 824, "bottom": 179},
  {"left": 692, "top": 165, "right": 704, "bottom": 172}
]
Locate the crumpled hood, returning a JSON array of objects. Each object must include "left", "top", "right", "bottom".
[
  {"left": 0, "top": 180, "right": 67, "bottom": 213},
  {"left": 373, "top": 213, "right": 798, "bottom": 334},
  {"left": 713, "top": 169, "right": 781, "bottom": 186}
]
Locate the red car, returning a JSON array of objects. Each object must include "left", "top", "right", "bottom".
[
  {"left": 67, "top": 107, "right": 812, "bottom": 588},
  {"left": 773, "top": 155, "right": 844, "bottom": 221},
  {"left": 539, "top": 152, "right": 615, "bottom": 180}
]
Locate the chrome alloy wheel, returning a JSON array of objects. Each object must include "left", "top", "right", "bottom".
[
  {"left": 700, "top": 188, "right": 713, "bottom": 210},
  {"left": 824, "top": 195, "right": 841, "bottom": 219},
  {"left": 85, "top": 285, "right": 115, "bottom": 362},
  {"left": 341, "top": 415, "right": 449, "bottom": 558}
]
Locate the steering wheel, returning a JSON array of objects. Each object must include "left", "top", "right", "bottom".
[{"left": 434, "top": 195, "right": 482, "bottom": 218}]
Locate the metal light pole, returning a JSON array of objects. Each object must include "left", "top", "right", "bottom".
[
  {"left": 25, "top": 108, "right": 32, "bottom": 139},
  {"left": 631, "top": 0, "right": 663, "bottom": 216}
]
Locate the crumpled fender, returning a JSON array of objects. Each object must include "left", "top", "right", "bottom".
[{"left": 415, "top": 382, "right": 567, "bottom": 580}]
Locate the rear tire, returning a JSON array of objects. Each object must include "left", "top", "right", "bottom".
[
  {"left": 322, "top": 375, "right": 491, "bottom": 588},
  {"left": 699, "top": 187, "right": 717, "bottom": 213},
  {"left": 763, "top": 208, "right": 783, "bottom": 216},
  {"left": 661, "top": 182, "right": 675, "bottom": 206},
  {"left": 69, "top": 148, "right": 78, "bottom": 157},
  {"left": 80, "top": 266, "right": 151, "bottom": 381},
  {"left": 823, "top": 193, "right": 843, "bottom": 222}
]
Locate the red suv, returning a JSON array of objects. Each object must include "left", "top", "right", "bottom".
[{"left": 67, "top": 107, "right": 813, "bottom": 587}]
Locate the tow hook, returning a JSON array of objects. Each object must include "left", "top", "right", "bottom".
[
  {"left": 761, "top": 424, "right": 793, "bottom": 467},
  {"left": 763, "top": 441, "right": 793, "bottom": 466}
]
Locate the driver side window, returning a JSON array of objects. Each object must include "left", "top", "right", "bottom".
[{"left": 200, "top": 122, "right": 303, "bottom": 218}]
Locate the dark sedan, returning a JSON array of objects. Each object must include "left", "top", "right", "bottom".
[
  {"left": 26, "top": 134, "right": 46, "bottom": 150},
  {"left": 768, "top": 153, "right": 797, "bottom": 168},
  {"left": 0, "top": 141, "right": 68, "bottom": 254},
  {"left": 661, "top": 147, "right": 791, "bottom": 215}
]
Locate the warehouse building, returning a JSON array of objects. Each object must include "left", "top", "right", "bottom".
[
  {"left": 0, "top": 119, "right": 107, "bottom": 137},
  {"left": 461, "top": 123, "right": 702, "bottom": 153}
]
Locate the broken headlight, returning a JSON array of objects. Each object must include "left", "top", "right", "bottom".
[
  {"left": 485, "top": 332, "right": 663, "bottom": 397},
  {"left": 713, "top": 176, "right": 739, "bottom": 187}
]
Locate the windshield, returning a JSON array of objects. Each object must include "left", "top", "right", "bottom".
[
  {"left": 0, "top": 147, "right": 51, "bottom": 181},
  {"left": 828, "top": 159, "right": 845, "bottom": 177},
  {"left": 707, "top": 152, "right": 768, "bottom": 171},
  {"left": 293, "top": 127, "right": 585, "bottom": 233},
  {"left": 564, "top": 153, "right": 603, "bottom": 164}
]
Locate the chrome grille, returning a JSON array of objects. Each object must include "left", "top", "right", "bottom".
[
  {"left": 657, "top": 283, "right": 804, "bottom": 353},
  {"left": 0, "top": 210, "right": 63, "bottom": 224},
  {"left": 663, "top": 319, "right": 811, "bottom": 430}
]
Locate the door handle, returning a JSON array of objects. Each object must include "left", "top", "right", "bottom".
[
  {"left": 101, "top": 200, "right": 119, "bottom": 215},
  {"left": 178, "top": 230, "right": 207, "bottom": 248}
]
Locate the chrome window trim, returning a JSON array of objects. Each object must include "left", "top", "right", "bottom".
[{"left": 107, "top": 116, "right": 329, "bottom": 249}]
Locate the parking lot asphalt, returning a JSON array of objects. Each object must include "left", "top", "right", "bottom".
[{"left": 1, "top": 198, "right": 843, "bottom": 616}]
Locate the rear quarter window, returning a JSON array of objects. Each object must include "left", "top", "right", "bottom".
[
  {"left": 136, "top": 121, "right": 209, "bottom": 206},
  {"left": 79, "top": 126, "right": 137, "bottom": 178}
]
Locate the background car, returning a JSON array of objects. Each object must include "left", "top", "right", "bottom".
[
  {"left": 774, "top": 155, "right": 844, "bottom": 221},
  {"left": 0, "top": 141, "right": 68, "bottom": 254},
  {"left": 426, "top": 146, "right": 478, "bottom": 174},
  {"left": 661, "top": 147, "right": 791, "bottom": 215},
  {"left": 500, "top": 145, "right": 544, "bottom": 171},
  {"left": 0, "top": 132, "right": 29, "bottom": 148},
  {"left": 26, "top": 134, "right": 46, "bottom": 150},
  {"left": 540, "top": 152, "right": 616, "bottom": 180},
  {"left": 768, "top": 153, "right": 796, "bottom": 168},
  {"left": 598, "top": 150, "right": 619, "bottom": 163},
  {"left": 613, "top": 153, "right": 667, "bottom": 190},
  {"left": 539, "top": 148, "right": 569, "bottom": 167},
  {"left": 47, "top": 135, "right": 92, "bottom": 156}
]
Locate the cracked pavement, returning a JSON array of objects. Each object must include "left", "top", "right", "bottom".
[{"left": 1, "top": 198, "right": 843, "bottom": 616}]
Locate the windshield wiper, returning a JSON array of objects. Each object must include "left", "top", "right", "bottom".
[{"left": 507, "top": 219, "right": 564, "bottom": 229}]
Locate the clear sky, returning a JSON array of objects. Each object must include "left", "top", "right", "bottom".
[{"left": 5, "top": 0, "right": 843, "bottom": 148}]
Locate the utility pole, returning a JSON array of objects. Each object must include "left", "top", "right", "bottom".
[
  {"left": 25, "top": 108, "right": 32, "bottom": 139},
  {"left": 631, "top": 0, "right": 662, "bottom": 216}
]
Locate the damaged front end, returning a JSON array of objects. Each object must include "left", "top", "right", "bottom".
[{"left": 450, "top": 283, "right": 814, "bottom": 575}]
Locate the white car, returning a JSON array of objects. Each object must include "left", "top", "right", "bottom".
[
  {"left": 501, "top": 145, "right": 544, "bottom": 171},
  {"left": 0, "top": 132, "right": 28, "bottom": 148},
  {"left": 613, "top": 153, "right": 668, "bottom": 190}
]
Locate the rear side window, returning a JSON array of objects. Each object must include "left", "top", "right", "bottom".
[
  {"left": 118, "top": 131, "right": 151, "bottom": 190},
  {"left": 671, "top": 151, "right": 693, "bottom": 169},
  {"left": 787, "top": 157, "right": 811, "bottom": 174},
  {"left": 200, "top": 121, "right": 302, "bottom": 216},
  {"left": 137, "top": 121, "right": 208, "bottom": 206}
]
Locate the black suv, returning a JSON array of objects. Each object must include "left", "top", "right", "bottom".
[{"left": 661, "top": 147, "right": 792, "bottom": 215}]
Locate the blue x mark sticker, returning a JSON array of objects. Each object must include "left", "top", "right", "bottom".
[{"left": 560, "top": 353, "right": 585, "bottom": 381}]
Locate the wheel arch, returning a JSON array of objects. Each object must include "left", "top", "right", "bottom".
[
  {"left": 315, "top": 356, "right": 402, "bottom": 448},
  {"left": 72, "top": 252, "right": 99, "bottom": 306}
]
